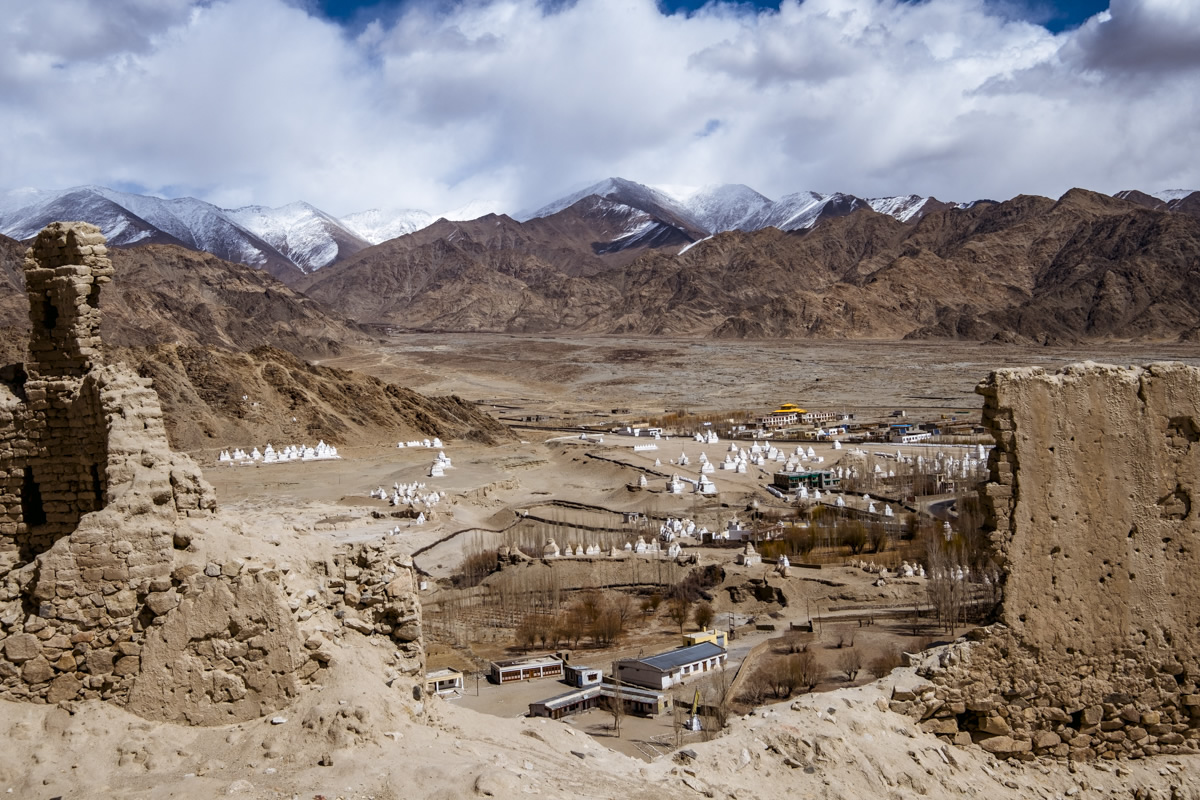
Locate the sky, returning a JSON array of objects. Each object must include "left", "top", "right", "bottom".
[{"left": 1, "top": 0, "right": 1197, "bottom": 217}]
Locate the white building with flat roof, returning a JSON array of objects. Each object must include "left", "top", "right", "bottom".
[{"left": 615, "top": 642, "right": 727, "bottom": 690}]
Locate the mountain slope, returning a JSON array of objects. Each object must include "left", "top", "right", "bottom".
[
  {"left": 0, "top": 234, "right": 512, "bottom": 450},
  {"left": 132, "top": 344, "right": 512, "bottom": 451},
  {"left": 224, "top": 201, "right": 370, "bottom": 271},
  {"left": 340, "top": 208, "right": 435, "bottom": 244},
  {"left": 0, "top": 187, "right": 433, "bottom": 282},
  {"left": 307, "top": 189, "right": 1200, "bottom": 342}
]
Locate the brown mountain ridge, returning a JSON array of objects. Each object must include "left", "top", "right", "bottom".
[{"left": 302, "top": 188, "right": 1200, "bottom": 343}]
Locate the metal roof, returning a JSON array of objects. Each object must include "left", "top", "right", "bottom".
[
  {"left": 534, "top": 685, "right": 601, "bottom": 710},
  {"left": 492, "top": 656, "right": 562, "bottom": 670},
  {"left": 631, "top": 641, "right": 725, "bottom": 673},
  {"left": 532, "top": 682, "right": 666, "bottom": 711}
]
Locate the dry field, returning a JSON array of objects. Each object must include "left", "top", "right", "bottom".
[{"left": 323, "top": 334, "right": 1200, "bottom": 417}]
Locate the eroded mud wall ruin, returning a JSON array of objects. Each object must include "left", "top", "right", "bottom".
[
  {"left": 0, "top": 223, "right": 424, "bottom": 722},
  {"left": 907, "top": 362, "right": 1200, "bottom": 761}
]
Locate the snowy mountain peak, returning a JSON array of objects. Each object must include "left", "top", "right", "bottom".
[
  {"left": 0, "top": 186, "right": 444, "bottom": 277},
  {"left": 340, "top": 208, "right": 435, "bottom": 245},
  {"left": 867, "top": 195, "right": 935, "bottom": 223},
  {"left": 522, "top": 177, "right": 703, "bottom": 230},
  {"left": 1152, "top": 189, "right": 1198, "bottom": 203}
]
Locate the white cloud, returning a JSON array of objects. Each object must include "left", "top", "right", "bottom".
[{"left": 0, "top": 0, "right": 1195, "bottom": 215}]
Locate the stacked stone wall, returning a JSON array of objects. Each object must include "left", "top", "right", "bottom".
[
  {"left": 901, "top": 362, "right": 1200, "bottom": 761},
  {"left": 0, "top": 222, "right": 425, "bottom": 723}
]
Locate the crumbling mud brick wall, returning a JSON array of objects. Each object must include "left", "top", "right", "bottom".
[
  {"left": 0, "top": 222, "right": 424, "bottom": 723},
  {"left": 904, "top": 362, "right": 1200, "bottom": 761}
]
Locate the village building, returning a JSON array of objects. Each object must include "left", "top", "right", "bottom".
[
  {"left": 563, "top": 663, "right": 603, "bottom": 687},
  {"left": 799, "top": 409, "right": 841, "bottom": 424},
  {"left": 425, "top": 668, "right": 465, "bottom": 697},
  {"left": 757, "top": 403, "right": 803, "bottom": 428},
  {"left": 489, "top": 655, "right": 564, "bottom": 684},
  {"left": 529, "top": 685, "right": 604, "bottom": 719},
  {"left": 772, "top": 470, "right": 840, "bottom": 493},
  {"left": 888, "top": 423, "right": 932, "bottom": 443},
  {"left": 615, "top": 642, "right": 727, "bottom": 690},
  {"left": 528, "top": 681, "right": 670, "bottom": 720},
  {"left": 683, "top": 629, "right": 728, "bottom": 648}
]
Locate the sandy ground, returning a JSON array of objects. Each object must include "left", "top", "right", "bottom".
[
  {"left": 324, "top": 334, "right": 1200, "bottom": 418},
  {"left": 5, "top": 334, "right": 1200, "bottom": 798}
]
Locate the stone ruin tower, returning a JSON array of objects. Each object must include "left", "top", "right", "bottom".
[
  {"left": 0, "top": 222, "right": 223, "bottom": 708},
  {"left": 0, "top": 223, "right": 424, "bottom": 723},
  {"left": 1, "top": 222, "right": 214, "bottom": 568}
]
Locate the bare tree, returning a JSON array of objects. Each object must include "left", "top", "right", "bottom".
[
  {"left": 707, "top": 664, "right": 732, "bottom": 732},
  {"left": 869, "top": 523, "right": 889, "bottom": 554},
  {"left": 590, "top": 599, "right": 627, "bottom": 647},
  {"left": 607, "top": 663, "right": 624, "bottom": 738},
  {"left": 837, "top": 648, "right": 863, "bottom": 681},
  {"left": 693, "top": 601, "right": 715, "bottom": 632},
  {"left": 868, "top": 645, "right": 904, "bottom": 679},
  {"left": 741, "top": 668, "right": 771, "bottom": 706},
  {"left": 924, "top": 532, "right": 967, "bottom": 632},
  {"left": 790, "top": 650, "right": 824, "bottom": 693},
  {"left": 515, "top": 614, "right": 540, "bottom": 651},
  {"left": 667, "top": 595, "right": 691, "bottom": 633}
]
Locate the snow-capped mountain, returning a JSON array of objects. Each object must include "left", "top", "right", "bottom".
[
  {"left": 438, "top": 200, "right": 505, "bottom": 223},
  {"left": 0, "top": 187, "right": 438, "bottom": 280},
  {"left": 341, "top": 208, "right": 435, "bottom": 244},
  {"left": 224, "top": 201, "right": 370, "bottom": 271},
  {"left": 5, "top": 179, "right": 1192, "bottom": 285},
  {"left": 657, "top": 184, "right": 775, "bottom": 233},
  {"left": 521, "top": 178, "right": 708, "bottom": 233},
  {"left": 527, "top": 178, "right": 956, "bottom": 241},
  {"left": 1152, "top": 189, "right": 1197, "bottom": 203},
  {"left": 1113, "top": 189, "right": 1200, "bottom": 219}
]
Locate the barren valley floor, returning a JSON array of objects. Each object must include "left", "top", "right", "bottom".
[{"left": 323, "top": 334, "right": 1200, "bottom": 416}]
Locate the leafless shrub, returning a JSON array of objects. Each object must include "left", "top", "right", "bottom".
[
  {"left": 667, "top": 595, "right": 691, "bottom": 633},
  {"left": 837, "top": 648, "right": 863, "bottom": 681},
  {"left": 789, "top": 650, "right": 824, "bottom": 694},
  {"left": 869, "top": 645, "right": 904, "bottom": 679}
]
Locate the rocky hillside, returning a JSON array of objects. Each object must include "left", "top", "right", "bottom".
[
  {"left": 303, "top": 189, "right": 1200, "bottom": 343},
  {"left": 0, "top": 236, "right": 511, "bottom": 450},
  {"left": 129, "top": 344, "right": 511, "bottom": 451},
  {"left": 101, "top": 245, "right": 364, "bottom": 358},
  {"left": 0, "top": 236, "right": 363, "bottom": 358}
]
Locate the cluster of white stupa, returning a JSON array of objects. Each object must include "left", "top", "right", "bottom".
[
  {"left": 369, "top": 481, "right": 444, "bottom": 511},
  {"left": 855, "top": 446, "right": 990, "bottom": 483},
  {"left": 849, "top": 558, "right": 927, "bottom": 579},
  {"left": 927, "top": 564, "right": 973, "bottom": 582},
  {"left": 658, "top": 516, "right": 711, "bottom": 542},
  {"left": 218, "top": 441, "right": 339, "bottom": 465},
  {"left": 710, "top": 441, "right": 827, "bottom": 476},
  {"left": 428, "top": 451, "right": 452, "bottom": 477},
  {"left": 666, "top": 473, "right": 717, "bottom": 495},
  {"left": 540, "top": 536, "right": 684, "bottom": 559},
  {"left": 398, "top": 438, "right": 444, "bottom": 449},
  {"left": 692, "top": 430, "right": 719, "bottom": 444}
]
